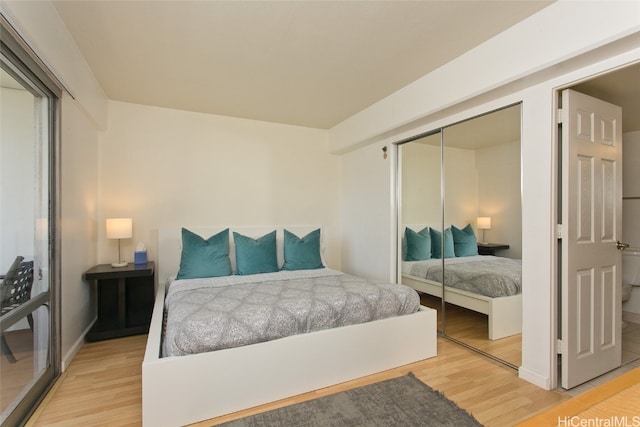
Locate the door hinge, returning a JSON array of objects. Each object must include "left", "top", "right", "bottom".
[
  {"left": 556, "top": 339, "right": 564, "bottom": 354},
  {"left": 557, "top": 108, "right": 565, "bottom": 124},
  {"left": 556, "top": 224, "right": 564, "bottom": 239}
]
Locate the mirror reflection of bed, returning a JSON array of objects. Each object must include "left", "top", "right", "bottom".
[{"left": 398, "top": 104, "right": 522, "bottom": 368}]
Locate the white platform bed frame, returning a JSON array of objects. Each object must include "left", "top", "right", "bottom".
[
  {"left": 142, "top": 226, "right": 437, "bottom": 427},
  {"left": 400, "top": 224, "right": 521, "bottom": 341},
  {"left": 402, "top": 274, "right": 521, "bottom": 340}
]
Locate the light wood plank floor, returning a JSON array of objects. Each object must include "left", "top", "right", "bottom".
[
  {"left": 517, "top": 367, "right": 640, "bottom": 426},
  {"left": 420, "top": 293, "right": 522, "bottom": 367},
  {"left": 1, "top": 329, "right": 35, "bottom": 415},
  {"left": 26, "top": 334, "right": 570, "bottom": 427}
]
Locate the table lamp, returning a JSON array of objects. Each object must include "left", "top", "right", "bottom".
[
  {"left": 106, "top": 218, "right": 132, "bottom": 267},
  {"left": 476, "top": 216, "right": 491, "bottom": 244}
]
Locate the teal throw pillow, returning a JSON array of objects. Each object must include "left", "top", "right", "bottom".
[
  {"left": 176, "top": 228, "right": 232, "bottom": 279},
  {"left": 451, "top": 224, "right": 478, "bottom": 257},
  {"left": 283, "top": 229, "right": 324, "bottom": 271},
  {"left": 233, "top": 230, "right": 279, "bottom": 275},
  {"left": 404, "top": 227, "right": 431, "bottom": 261},
  {"left": 430, "top": 227, "right": 455, "bottom": 259}
]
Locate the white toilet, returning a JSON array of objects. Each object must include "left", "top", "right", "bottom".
[{"left": 622, "top": 250, "right": 640, "bottom": 302}]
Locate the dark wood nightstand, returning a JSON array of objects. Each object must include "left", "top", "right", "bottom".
[
  {"left": 477, "top": 243, "right": 509, "bottom": 256},
  {"left": 84, "top": 261, "right": 155, "bottom": 341}
]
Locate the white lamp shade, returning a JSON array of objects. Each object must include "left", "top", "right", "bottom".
[
  {"left": 476, "top": 216, "right": 492, "bottom": 230},
  {"left": 106, "top": 218, "right": 133, "bottom": 239}
]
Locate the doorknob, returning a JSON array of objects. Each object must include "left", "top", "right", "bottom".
[{"left": 616, "top": 241, "right": 630, "bottom": 250}]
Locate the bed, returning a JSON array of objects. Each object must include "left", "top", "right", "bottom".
[
  {"left": 401, "top": 225, "right": 522, "bottom": 340},
  {"left": 142, "top": 226, "right": 437, "bottom": 427}
]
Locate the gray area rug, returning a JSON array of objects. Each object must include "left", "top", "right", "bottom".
[{"left": 217, "top": 373, "right": 483, "bottom": 426}]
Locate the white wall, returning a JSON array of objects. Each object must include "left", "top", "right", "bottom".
[
  {"left": 59, "top": 94, "right": 100, "bottom": 369},
  {"left": 98, "top": 101, "right": 341, "bottom": 273},
  {"left": 341, "top": 140, "right": 393, "bottom": 281},
  {"left": 444, "top": 146, "right": 479, "bottom": 232},
  {"left": 400, "top": 139, "right": 441, "bottom": 227},
  {"left": 623, "top": 131, "right": 640, "bottom": 319},
  {"left": 334, "top": 1, "right": 640, "bottom": 390},
  {"left": 476, "top": 140, "right": 522, "bottom": 259}
]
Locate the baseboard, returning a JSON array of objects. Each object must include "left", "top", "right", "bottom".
[
  {"left": 518, "top": 366, "right": 552, "bottom": 390},
  {"left": 622, "top": 310, "right": 640, "bottom": 325},
  {"left": 61, "top": 318, "right": 95, "bottom": 372}
]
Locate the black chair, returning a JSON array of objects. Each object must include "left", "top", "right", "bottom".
[{"left": 1, "top": 257, "right": 35, "bottom": 363}]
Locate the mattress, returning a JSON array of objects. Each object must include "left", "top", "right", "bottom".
[
  {"left": 403, "top": 255, "right": 521, "bottom": 298},
  {"left": 162, "top": 268, "right": 420, "bottom": 357}
]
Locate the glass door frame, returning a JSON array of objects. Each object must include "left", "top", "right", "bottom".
[{"left": 1, "top": 16, "right": 61, "bottom": 426}]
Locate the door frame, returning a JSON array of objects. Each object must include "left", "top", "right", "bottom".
[{"left": 551, "top": 59, "right": 639, "bottom": 390}]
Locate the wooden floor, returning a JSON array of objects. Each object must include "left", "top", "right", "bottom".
[
  {"left": 15, "top": 321, "right": 639, "bottom": 427},
  {"left": 517, "top": 367, "right": 640, "bottom": 426},
  {"left": 420, "top": 293, "right": 522, "bottom": 367},
  {"left": 26, "top": 335, "right": 145, "bottom": 427},
  {"left": 1, "top": 329, "right": 35, "bottom": 414},
  {"left": 25, "top": 333, "right": 571, "bottom": 427}
]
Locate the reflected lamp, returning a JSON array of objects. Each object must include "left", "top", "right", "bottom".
[{"left": 476, "top": 217, "right": 491, "bottom": 243}]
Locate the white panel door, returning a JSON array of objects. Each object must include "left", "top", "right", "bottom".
[{"left": 560, "top": 89, "right": 623, "bottom": 389}]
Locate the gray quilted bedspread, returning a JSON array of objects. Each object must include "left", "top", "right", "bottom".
[
  {"left": 162, "top": 269, "right": 420, "bottom": 357},
  {"left": 407, "top": 256, "right": 521, "bottom": 298}
]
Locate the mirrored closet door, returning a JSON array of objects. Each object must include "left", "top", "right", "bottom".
[
  {"left": 399, "top": 130, "right": 444, "bottom": 330},
  {"left": 398, "top": 104, "right": 523, "bottom": 368}
]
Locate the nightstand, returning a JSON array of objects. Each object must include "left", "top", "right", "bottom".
[
  {"left": 84, "top": 261, "right": 155, "bottom": 341},
  {"left": 477, "top": 243, "right": 509, "bottom": 256}
]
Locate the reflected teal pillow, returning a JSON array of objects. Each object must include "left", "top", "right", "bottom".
[
  {"left": 430, "top": 227, "right": 455, "bottom": 259},
  {"left": 283, "top": 229, "right": 324, "bottom": 271},
  {"left": 451, "top": 224, "right": 478, "bottom": 257},
  {"left": 233, "top": 230, "right": 278, "bottom": 275},
  {"left": 404, "top": 227, "right": 431, "bottom": 261},
  {"left": 176, "top": 228, "right": 232, "bottom": 279}
]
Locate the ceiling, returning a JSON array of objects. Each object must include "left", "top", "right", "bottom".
[
  {"left": 414, "top": 104, "right": 521, "bottom": 149},
  {"left": 51, "top": 0, "right": 554, "bottom": 129},
  {"left": 445, "top": 104, "right": 522, "bottom": 149}
]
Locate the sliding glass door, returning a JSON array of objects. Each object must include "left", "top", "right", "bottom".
[{"left": 1, "top": 26, "right": 60, "bottom": 426}]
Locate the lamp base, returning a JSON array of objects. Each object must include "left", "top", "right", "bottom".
[{"left": 111, "top": 261, "right": 128, "bottom": 268}]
